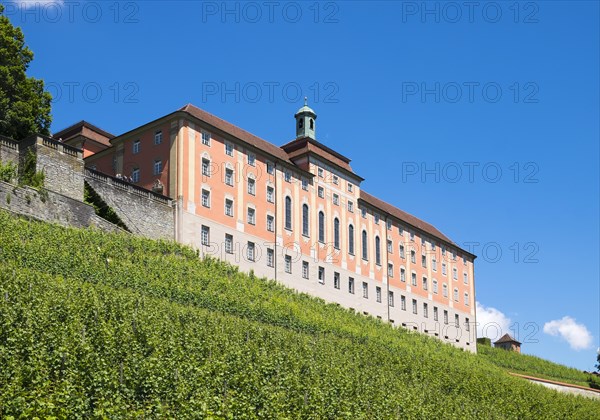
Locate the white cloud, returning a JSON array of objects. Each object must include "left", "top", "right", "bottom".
[
  {"left": 476, "top": 302, "right": 511, "bottom": 342},
  {"left": 11, "top": 0, "right": 64, "bottom": 9},
  {"left": 543, "top": 316, "right": 593, "bottom": 351}
]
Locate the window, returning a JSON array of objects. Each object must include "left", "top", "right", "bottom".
[
  {"left": 410, "top": 250, "right": 416, "bottom": 264},
  {"left": 333, "top": 194, "right": 339, "bottom": 206},
  {"left": 463, "top": 255, "right": 467, "bottom": 265},
  {"left": 348, "top": 201, "right": 354, "bottom": 212},
  {"left": 399, "top": 225, "right": 404, "bottom": 236},
  {"left": 266, "top": 161, "right": 274, "bottom": 174},
  {"left": 376, "top": 286, "right": 382, "bottom": 303},
  {"left": 421, "top": 255, "right": 427, "bottom": 268},
  {"left": 362, "top": 230, "right": 368, "bottom": 260},
  {"left": 225, "top": 142, "right": 234, "bottom": 156},
  {"left": 348, "top": 183, "right": 353, "bottom": 192},
  {"left": 423, "top": 303, "right": 428, "bottom": 318},
  {"left": 434, "top": 307, "right": 439, "bottom": 321},
  {"left": 388, "top": 263, "right": 394, "bottom": 277},
  {"left": 410, "top": 231, "right": 415, "bottom": 242},
  {"left": 302, "top": 204, "right": 309, "bottom": 236},
  {"left": 133, "top": 139, "right": 140, "bottom": 154},
  {"left": 318, "top": 168, "right": 324, "bottom": 178},
  {"left": 267, "top": 215, "right": 274, "bottom": 232},
  {"left": 463, "top": 272, "right": 468, "bottom": 284},
  {"left": 432, "top": 257, "right": 437, "bottom": 271},
  {"left": 202, "top": 158, "right": 211, "bottom": 177},
  {"left": 387, "top": 220, "right": 392, "bottom": 230},
  {"left": 284, "top": 170, "right": 291, "bottom": 182},
  {"left": 247, "top": 208, "right": 256, "bottom": 225},
  {"left": 225, "top": 168, "right": 234, "bottom": 186},
  {"left": 302, "top": 261, "right": 309, "bottom": 279},
  {"left": 361, "top": 207, "right": 367, "bottom": 218},
  {"left": 444, "top": 310, "right": 448, "bottom": 325},
  {"left": 399, "top": 244, "right": 405, "bottom": 258},
  {"left": 333, "top": 218, "right": 340, "bottom": 249},
  {"left": 452, "top": 251, "right": 457, "bottom": 261},
  {"left": 332, "top": 175, "right": 339, "bottom": 185},
  {"left": 453, "top": 288, "right": 459, "bottom": 302},
  {"left": 201, "top": 225, "right": 210, "bottom": 246},
  {"left": 455, "top": 314, "right": 459, "bottom": 328},
  {"left": 267, "top": 248, "right": 274, "bottom": 267},
  {"left": 247, "top": 178, "right": 255, "bottom": 195},
  {"left": 387, "top": 240, "right": 393, "bottom": 253},
  {"left": 318, "top": 186, "right": 324, "bottom": 198},
  {"left": 375, "top": 236, "right": 381, "bottom": 265},
  {"left": 131, "top": 168, "right": 140, "bottom": 183},
  {"left": 285, "top": 196, "right": 292, "bottom": 230},
  {"left": 301, "top": 178, "right": 308, "bottom": 190},
  {"left": 285, "top": 255, "right": 292, "bottom": 273},
  {"left": 153, "top": 160, "right": 162, "bottom": 175},
  {"left": 442, "top": 246, "right": 446, "bottom": 256},
  {"left": 348, "top": 277, "right": 355, "bottom": 294},
  {"left": 465, "top": 317, "right": 470, "bottom": 331},
  {"left": 411, "top": 273, "right": 417, "bottom": 286},
  {"left": 443, "top": 283, "right": 448, "bottom": 297},
  {"left": 374, "top": 214, "right": 380, "bottom": 224},
  {"left": 201, "top": 131, "right": 211, "bottom": 146},
  {"left": 318, "top": 211, "right": 325, "bottom": 243},
  {"left": 334, "top": 272, "right": 340, "bottom": 289},
  {"left": 318, "top": 267, "right": 325, "bottom": 284},
  {"left": 464, "top": 292, "right": 469, "bottom": 306},
  {"left": 422, "top": 276, "right": 428, "bottom": 291},
  {"left": 201, "top": 189, "right": 210, "bottom": 207},
  {"left": 247, "top": 242, "right": 255, "bottom": 261},
  {"left": 401, "top": 295, "right": 406, "bottom": 311},
  {"left": 248, "top": 153, "right": 256, "bottom": 166},
  {"left": 154, "top": 130, "right": 162, "bottom": 145},
  {"left": 453, "top": 268, "right": 458, "bottom": 280},
  {"left": 442, "top": 262, "right": 447, "bottom": 276},
  {"left": 412, "top": 299, "right": 417, "bottom": 314},
  {"left": 225, "top": 234, "right": 233, "bottom": 254},
  {"left": 348, "top": 225, "right": 355, "bottom": 254},
  {"left": 225, "top": 199, "right": 233, "bottom": 217},
  {"left": 433, "top": 279, "right": 438, "bottom": 294},
  {"left": 267, "top": 186, "right": 274, "bottom": 203},
  {"left": 432, "top": 242, "right": 436, "bottom": 251},
  {"left": 362, "top": 282, "right": 368, "bottom": 299},
  {"left": 421, "top": 236, "right": 426, "bottom": 247},
  {"left": 388, "top": 291, "right": 394, "bottom": 307}
]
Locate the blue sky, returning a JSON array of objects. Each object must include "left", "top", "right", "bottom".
[{"left": 6, "top": 0, "right": 599, "bottom": 371}]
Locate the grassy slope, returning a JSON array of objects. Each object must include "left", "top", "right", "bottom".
[
  {"left": 477, "top": 344, "right": 600, "bottom": 389},
  {"left": 0, "top": 210, "right": 598, "bottom": 418}
]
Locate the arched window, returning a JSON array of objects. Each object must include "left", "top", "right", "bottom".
[
  {"left": 285, "top": 196, "right": 292, "bottom": 230},
  {"left": 302, "top": 204, "right": 309, "bottom": 236},
  {"left": 375, "top": 236, "right": 381, "bottom": 265},
  {"left": 348, "top": 225, "right": 355, "bottom": 254},
  {"left": 310, "top": 119, "right": 314, "bottom": 130},
  {"left": 318, "top": 211, "right": 325, "bottom": 243},
  {"left": 362, "top": 230, "right": 368, "bottom": 260},
  {"left": 334, "top": 218, "right": 340, "bottom": 249}
]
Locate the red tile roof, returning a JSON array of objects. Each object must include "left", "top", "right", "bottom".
[
  {"left": 359, "top": 190, "right": 474, "bottom": 257},
  {"left": 180, "top": 104, "right": 295, "bottom": 165},
  {"left": 52, "top": 120, "right": 114, "bottom": 147},
  {"left": 494, "top": 334, "right": 521, "bottom": 345}
]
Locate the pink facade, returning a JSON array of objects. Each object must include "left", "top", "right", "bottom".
[{"left": 84, "top": 103, "right": 478, "bottom": 351}]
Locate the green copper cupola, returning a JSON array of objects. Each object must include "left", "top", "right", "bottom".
[{"left": 295, "top": 97, "right": 317, "bottom": 139}]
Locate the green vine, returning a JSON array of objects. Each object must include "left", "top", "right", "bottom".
[{"left": 84, "top": 181, "right": 129, "bottom": 231}]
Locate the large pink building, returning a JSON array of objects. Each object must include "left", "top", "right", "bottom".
[{"left": 68, "top": 102, "right": 477, "bottom": 350}]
